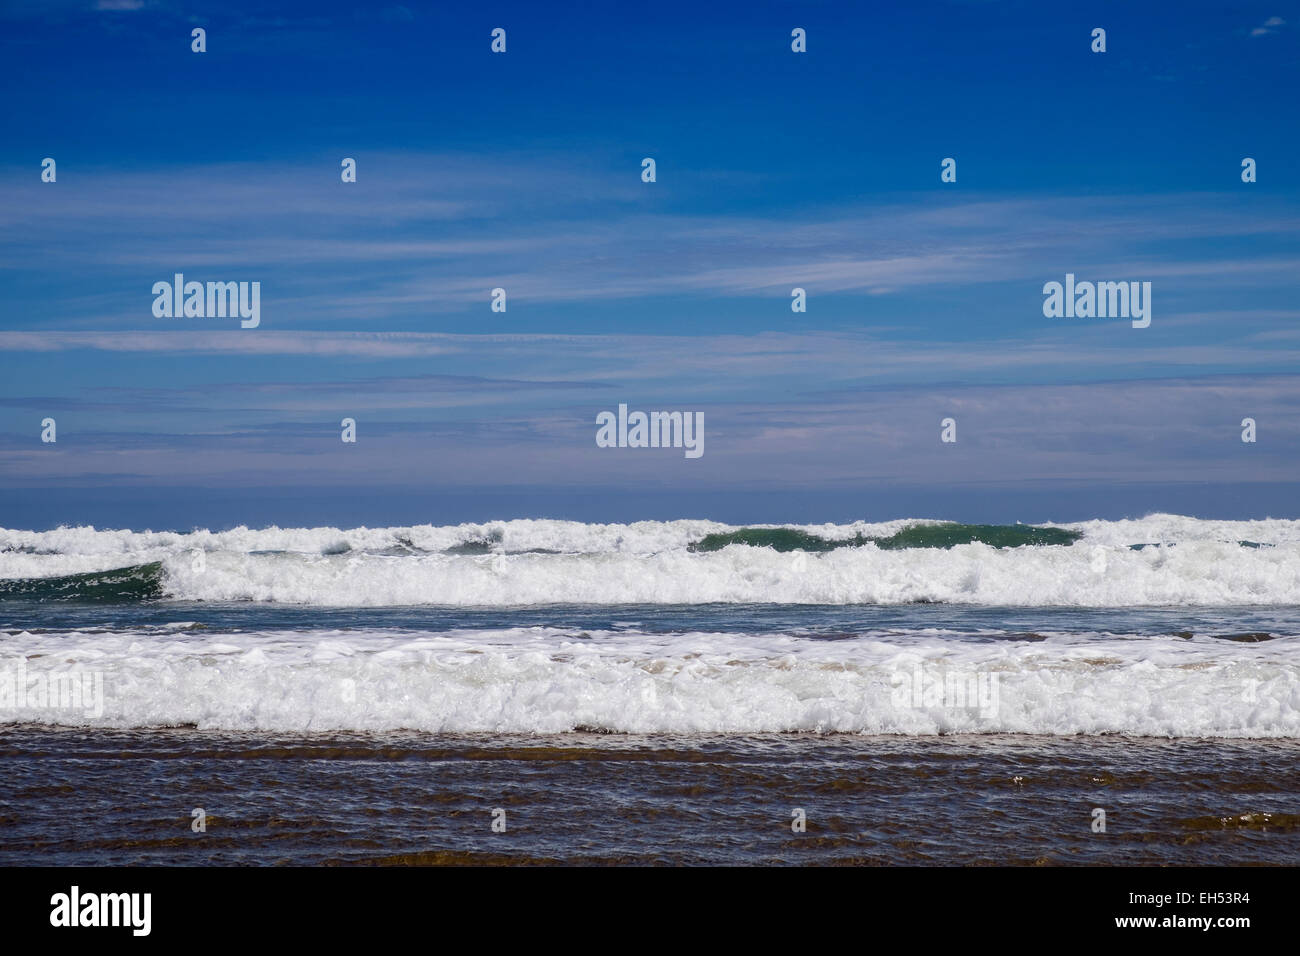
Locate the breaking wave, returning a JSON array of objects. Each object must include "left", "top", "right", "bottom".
[
  {"left": 1, "top": 625, "right": 1297, "bottom": 736},
  {"left": 2, "top": 516, "right": 1300, "bottom": 607}
]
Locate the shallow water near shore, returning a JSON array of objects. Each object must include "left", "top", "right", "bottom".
[{"left": 2, "top": 727, "right": 1298, "bottom": 866}]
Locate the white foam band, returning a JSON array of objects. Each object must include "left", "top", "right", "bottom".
[
  {"left": 5, "top": 515, "right": 1300, "bottom": 606},
  {"left": 1, "top": 626, "right": 1297, "bottom": 736}
]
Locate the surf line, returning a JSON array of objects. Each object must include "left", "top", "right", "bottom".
[{"left": 596, "top": 403, "right": 704, "bottom": 459}]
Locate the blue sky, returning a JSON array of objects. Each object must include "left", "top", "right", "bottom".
[{"left": 1, "top": 0, "right": 1298, "bottom": 528}]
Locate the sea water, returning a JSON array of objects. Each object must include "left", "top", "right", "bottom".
[{"left": 2, "top": 516, "right": 1298, "bottom": 864}]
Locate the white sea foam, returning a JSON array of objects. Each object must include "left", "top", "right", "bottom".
[
  {"left": 1, "top": 626, "right": 1296, "bottom": 736},
  {"left": 4, "top": 515, "right": 1300, "bottom": 606}
]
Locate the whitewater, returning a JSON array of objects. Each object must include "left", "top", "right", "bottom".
[
  {"left": 1, "top": 621, "right": 1297, "bottom": 736},
  {"left": 2, "top": 515, "right": 1300, "bottom": 606},
  {"left": 3, "top": 515, "right": 1299, "bottom": 737}
]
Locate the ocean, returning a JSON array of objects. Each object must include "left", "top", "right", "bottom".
[{"left": 2, "top": 515, "right": 1299, "bottom": 865}]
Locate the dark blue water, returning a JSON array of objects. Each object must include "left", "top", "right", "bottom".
[{"left": 7, "top": 600, "right": 1300, "bottom": 639}]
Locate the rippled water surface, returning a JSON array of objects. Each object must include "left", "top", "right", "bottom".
[{"left": 3, "top": 728, "right": 1298, "bottom": 865}]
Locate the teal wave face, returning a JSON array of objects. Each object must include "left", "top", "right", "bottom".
[
  {"left": 0, "top": 562, "right": 164, "bottom": 602},
  {"left": 688, "top": 523, "right": 1083, "bottom": 553},
  {"left": 871, "top": 524, "right": 1082, "bottom": 549},
  {"left": 688, "top": 529, "right": 845, "bottom": 553}
]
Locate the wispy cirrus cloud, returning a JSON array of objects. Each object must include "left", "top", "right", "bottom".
[
  {"left": 1251, "top": 15, "right": 1286, "bottom": 36},
  {"left": 3, "top": 155, "right": 1298, "bottom": 331},
  {"left": 3, "top": 374, "right": 1296, "bottom": 488},
  {"left": 6, "top": 325, "right": 1300, "bottom": 395}
]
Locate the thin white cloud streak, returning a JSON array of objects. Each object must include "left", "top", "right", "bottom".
[
  {"left": 2, "top": 157, "right": 1298, "bottom": 315},
  {"left": 0, "top": 331, "right": 462, "bottom": 357},
  {"left": 5, "top": 327, "right": 1300, "bottom": 388},
  {"left": 3, "top": 375, "right": 1296, "bottom": 487}
]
